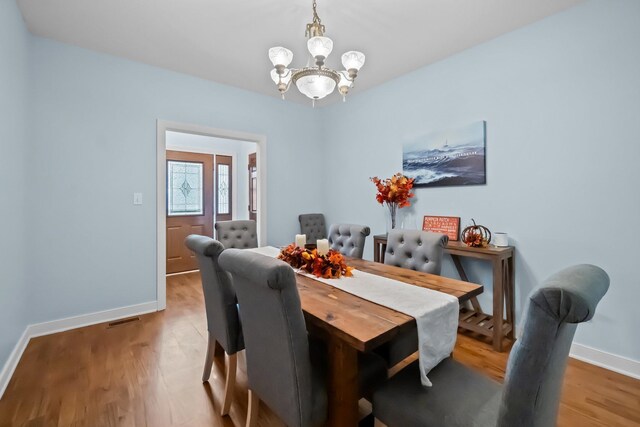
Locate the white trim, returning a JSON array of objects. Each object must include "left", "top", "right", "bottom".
[
  {"left": 0, "top": 301, "right": 157, "bottom": 399},
  {"left": 166, "top": 269, "right": 199, "bottom": 277},
  {"left": 165, "top": 145, "right": 237, "bottom": 157},
  {"left": 27, "top": 301, "right": 158, "bottom": 338},
  {"left": 0, "top": 328, "right": 29, "bottom": 399},
  {"left": 570, "top": 343, "right": 640, "bottom": 379},
  {"left": 157, "top": 120, "right": 267, "bottom": 311}
]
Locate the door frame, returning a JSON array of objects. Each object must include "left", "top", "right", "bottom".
[{"left": 156, "top": 120, "right": 267, "bottom": 310}]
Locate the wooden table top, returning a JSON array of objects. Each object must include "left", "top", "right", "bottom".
[
  {"left": 373, "top": 233, "right": 514, "bottom": 258},
  {"left": 296, "top": 256, "right": 483, "bottom": 352}
]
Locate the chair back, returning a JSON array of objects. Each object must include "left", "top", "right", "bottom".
[
  {"left": 328, "top": 223, "right": 371, "bottom": 259},
  {"left": 384, "top": 230, "right": 448, "bottom": 274},
  {"left": 184, "top": 235, "right": 243, "bottom": 354},
  {"left": 299, "top": 213, "right": 327, "bottom": 244},
  {"left": 218, "top": 249, "right": 315, "bottom": 427},
  {"left": 497, "top": 264, "right": 609, "bottom": 427},
  {"left": 214, "top": 220, "right": 258, "bottom": 249}
]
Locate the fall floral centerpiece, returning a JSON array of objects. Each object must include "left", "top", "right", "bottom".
[
  {"left": 371, "top": 173, "right": 415, "bottom": 230},
  {"left": 278, "top": 244, "right": 353, "bottom": 279}
]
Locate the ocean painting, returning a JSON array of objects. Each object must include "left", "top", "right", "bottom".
[{"left": 403, "top": 121, "right": 486, "bottom": 187}]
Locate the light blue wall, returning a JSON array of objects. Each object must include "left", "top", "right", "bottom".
[
  {"left": 26, "top": 38, "right": 322, "bottom": 324},
  {"left": 0, "top": 0, "right": 30, "bottom": 369},
  {"left": 321, "top": 0, "right": 640, "bottom": 361},
  {"left": 2, "top": 0, "right": 637, "bottom": 373}
]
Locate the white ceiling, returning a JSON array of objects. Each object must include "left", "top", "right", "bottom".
[{"left": 18, "top": 0, "right": 583, "bottom": 105}]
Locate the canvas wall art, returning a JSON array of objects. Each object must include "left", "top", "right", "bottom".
[{"left": 402, "top": 121, "right": 486, "bottom": 187}]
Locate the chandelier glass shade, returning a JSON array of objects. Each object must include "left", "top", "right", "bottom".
[
  {"left": 268, "top": 47, "right": 293, "bottom": 68},
  {"left": 307, "top": 36, "right": 333, "bottom": 59},
  {"left": 268, "top": 0, "right": 365, "bottom": 104},
  {"left": 294, "top": 69, "right": 338, "bottom": 100}
]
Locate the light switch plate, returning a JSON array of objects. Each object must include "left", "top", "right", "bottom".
[{"left": 133, "top": 193, "right": 143, "bottom": 205}]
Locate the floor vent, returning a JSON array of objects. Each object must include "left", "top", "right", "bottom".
[{"left": 107, "top": 317, "right": 140, "bottom": 328}]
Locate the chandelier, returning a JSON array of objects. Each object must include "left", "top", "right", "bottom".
[{"left": 268, "top": 0, "right": 365, "bottom": 105}]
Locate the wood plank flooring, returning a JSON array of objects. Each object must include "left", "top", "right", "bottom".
[{"left": 1, "top": 272, "right": 638, "bottom": 426}]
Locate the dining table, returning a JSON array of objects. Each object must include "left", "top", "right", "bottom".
[{"left": 292, "top": 254, "right": 484, "bottom": 426}]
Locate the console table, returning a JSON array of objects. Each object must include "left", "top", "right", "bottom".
[{"left": 373, "top": 234, "right": 515, "bottom": 351}]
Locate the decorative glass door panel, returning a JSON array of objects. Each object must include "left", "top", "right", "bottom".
[
  {"left": 215, "top": 155, "right": 232, "bottom": 222},
  {"left": 167, "top": 161, "right": 204, "bottom": 216},
  {"left": 217, "top": 164, "right": 230, "bottom": 215}
]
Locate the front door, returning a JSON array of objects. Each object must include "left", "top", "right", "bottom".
[{"left": 166, "top": 150, "right": 213, "bottom": 274}]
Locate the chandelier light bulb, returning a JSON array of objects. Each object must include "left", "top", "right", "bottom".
[
  {"left": 307, "top": 36, "right": 333, "bottom": 61},
  {"left": 341, "top": 51, "right": 366, "bottom": 72},
  {"left": 268, "top": 47, "right": 293, "bottom": 67}
]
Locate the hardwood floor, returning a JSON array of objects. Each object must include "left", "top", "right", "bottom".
[{"left": 1, "top": 272, "right": 638, "bottom": 426}]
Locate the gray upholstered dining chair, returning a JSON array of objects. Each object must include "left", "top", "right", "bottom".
[
  {"left": 327, "top": 223, "right": 371, "bottom": 259},
  {"left": 218, "top": 249, "right": 387, "bottom": 427},
  {"left": 384, "top": 229, "right": 448, "bottom": 274},
  {"left": 375, "top": 230, "right": 449, "bottom": 368},
  {"left": 214, "top": 220, "right": 258, "bottom": 249},
  {"left": 372, "top": 264, "right": 610, "bottom": 427},
  {"left": 184, "top": 235, "right": 244, "bottom": 416},
  {"left": 298, "top": 213, "right": 327, "bottom": 244}
]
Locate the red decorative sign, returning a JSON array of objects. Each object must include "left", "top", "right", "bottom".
[{"left": 422, "top": 216, "right": 461, "bottom": 241}]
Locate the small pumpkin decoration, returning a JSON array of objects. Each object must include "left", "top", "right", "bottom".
[{"left": 461, "top": 219, "right": 491, "bottom": 248}]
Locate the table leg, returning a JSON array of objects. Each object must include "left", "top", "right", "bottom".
[
  {"left": 373, "top": 241, "right": 380, "bottom": 263},
  {"left": 451, "top": 254, "right": 469, "bottom": 281},
  {"left": 451, "top": 254, "right": 483, "bottom": 313},
  {"left": 506, "top": 254, "right": 515, "bottom": 340},
  {"left": 492, "top": 259, "right": 505, "bottom": 351},
  {"left": 379, "top": 242, "right": 387, "bottom": 264},
  {"left": 327, "top": 337, "right": 359, "bottom": 427}
]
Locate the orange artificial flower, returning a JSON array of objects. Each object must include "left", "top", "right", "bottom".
[
  {"left": 279, "top": 245, "right": 353, "bottom": 279},
  {"left": 370, "top": 173, "right": 415, "bottom": 207}
]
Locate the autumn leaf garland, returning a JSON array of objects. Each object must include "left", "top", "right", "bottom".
[{"left": 278, "top": 244, "right": 353, "bottom": 279}]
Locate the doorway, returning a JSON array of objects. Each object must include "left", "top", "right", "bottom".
[
  {"left": 165, "top": 132, "right": 257, "bottom": 274},
  {"left": 156, "top": 121, "right": 267, "bottom": 310}
]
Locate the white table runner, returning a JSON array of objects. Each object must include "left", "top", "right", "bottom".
[{"left": 248, "top": 246, "right": 458, "bottom": 386}]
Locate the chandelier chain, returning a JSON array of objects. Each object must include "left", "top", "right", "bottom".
[{"left": 312, "top": 0, "right": 321, "bottom": 25}]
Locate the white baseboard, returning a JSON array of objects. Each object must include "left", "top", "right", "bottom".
[
  {"left": 0, "top": 328, "right": 30, "bottom": 399},
  {"left": 0, "top": 301, "right": 158, "bottom": 399},
  {"left": 570, "top": 343, "right": 640, "bottom": 379},
  {"left": 27, "top": 301, "right": 158, "bottom": 338}
]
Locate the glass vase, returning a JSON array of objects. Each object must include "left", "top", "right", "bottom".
[{"left": 385, "top": 202, "right": 399, "bottom": 234}]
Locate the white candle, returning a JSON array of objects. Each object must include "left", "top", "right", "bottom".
[
  {"left": 295, "top": 234, "right": 306, "bottom": 248},
  {"left": 494, "top": 232, "right": 509, "bottom": 247},
  {"left": 317, "top": 239, "right": 330, "bottom": 256}
]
